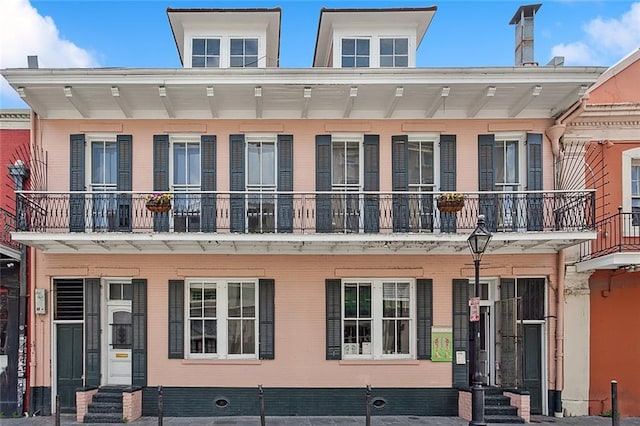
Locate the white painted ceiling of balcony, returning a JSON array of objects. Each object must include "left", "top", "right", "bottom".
[{"left": 4, "top": 67, "right": 605, "bottom": 120}]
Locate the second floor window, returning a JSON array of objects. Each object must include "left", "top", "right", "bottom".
[
  {"left": 173, "top": 139, "right": 201, "bottom": 232},
  {"left": 342, "top": 38, "right": 370, "bottom": 68},
  {"left": 632, "top": 160, "right": 640, "bottom": 225},
  {"left": 380, "top": 38, "right": 408, "bottom": 67},
  {"left": 247, "top": 137, "right": 276, "bottom": 233},
  {"left": 230, "top": 38, "right": 259, "bottom": 67},
  {"left": 192, "top": 38, "right": 220, "bottom": 68},
  {"left": 333, "top": 138, "right": 361, "bottom": 232},
  {"left": 408, "top": 139, "right": 435, "bottom": 231}
]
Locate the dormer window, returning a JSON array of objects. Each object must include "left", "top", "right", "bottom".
[
  {"left": 341, "top": 38, "right": 370, "bottom": 68},
  {"left": 380, "top": 38, "right": 408, "bottom": 67},
  {"left": 192, "top": 38, "right": 220, "bottom": 68},
  {"left": 230, "top": 38, "right": 259, "bottom": 68}
]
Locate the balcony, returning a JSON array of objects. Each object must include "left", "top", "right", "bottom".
[
  {"left": 576, "top": 209, "right": 640, "bottom": 271},
  {"left": 11, "top": 190, "right": 596, "bottom": 255},
  {"left": 0, "top": 207, "right": 21, "bottom": 259}
]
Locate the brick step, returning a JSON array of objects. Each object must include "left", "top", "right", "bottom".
[
  {"left": 484, "top": 414, "right": 526, "bottom": 423},
  {"left": 92, "top": 393, "right": 123, "bottom": 404},
  {"left": 485, "top": 404, "right": 519, "bottom": 416},
  {"left": 484, "top": 395, "right": 513, "bottom": 406},
  {"left": 87, "top": 402, "right": 123, "bottom": 414},
  {"left": 83, "top": 413, "right": 123, "bottom": 424}
]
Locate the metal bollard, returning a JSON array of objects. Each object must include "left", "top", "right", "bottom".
[
  {"left": 55, "top": 394, "right": 60, "bottom": 426},
  {"left": 365, "top": 385, "right": 372, "bottom": 426},
  {"left": 158, "top": 386, "right": 164, "bottom": 426},
  {"left": 611, "top": 380, "right": 619, "bottom": 426},
  {"left": 258, "top": 385, "right": 266, "bottom": 426}
]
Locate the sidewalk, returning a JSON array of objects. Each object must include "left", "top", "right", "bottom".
[{"left": 1, "top": 414, "right": 640, "bottom": 426}]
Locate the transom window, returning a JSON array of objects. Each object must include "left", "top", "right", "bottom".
[
  {"left": 230, "top": 38, "right": 259, "bottom": 68},
  {"left": 380, "top": 38, "right": 408, "bottom": 67},
  {"left": 341, "top": 38, "right": 370, "bottom": 68},
  {"left": 192, "top": 38, "right": 220, "bottom": 68},
  {"left": 187, "top": 280, "right": 258, "bottom": 359},
  {"left": 342, "top": 279, "right": 414, "bottom": 359},
  {"left": 109, "top": 283, "right": 132, "bottom": 301}
]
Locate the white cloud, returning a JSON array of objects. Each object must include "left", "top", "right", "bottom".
[
  {"left": 552, "top": 2, "right": 640, "bottom": 65},
  {"left": 0, "top": 0, "right": 99, "bottom": 108}
]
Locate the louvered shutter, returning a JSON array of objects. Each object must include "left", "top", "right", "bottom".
[
  {"left": 526, "top": 133, "right": 543, "bottom": 231},
  {"left": 259, "top": 279, "right": 275, "bottom": 359},
  {"left": 452, "top": 279, "right": 470, "bottom": 387},
  {"left": 325, "top": 279, "right": 342, "bottom": 360},
  {"left": 363, "top": 135, "right": 380, "bottom": 233},
  {"left": 440, "top": 135, "right": 457, "bottom": 233},
  {"left": 168, "top": 280, "right": 184, "bottom": 359},
  {"left": 417, "top": 279, "right": 433, "bottom": 360},
  {"left": 70, "top": 134, "right": 86, "bottom": 232},
  {"left": 201, "top": 135, "right": 217, "bottom": 232},
  {"left": 316, "top": 135, "right": 332, "bottom": 233},
  {"left": 230, "top": 134, "right": 245, "bottom": 233},
  {"left": 116, "top": 135, "right": 132, "bottom": 231},
  {"left": 153, "top": 135, "right": 170, "bottom": 232},
  {"left": 84, "top": 278, "right": 100, "bottom": 386},
  {"left": 131, "top": 279, "right": 147, "bottom": 386},
  {"left": 392, "top": 135, "right": 409, "bottom": 232},
  {"left": 277, "top": 135, "right": 294, "bottom": 233},
  {"left": 478, "top": 135, "right": 497, "bottom": 231}
]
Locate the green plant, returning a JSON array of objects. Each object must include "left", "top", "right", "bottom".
[
  {"left": 601, "top": 410, "right": 612, "bottom": 417},
  {"left": 146, "top": 193, "right": 172, "bottom": 204}
]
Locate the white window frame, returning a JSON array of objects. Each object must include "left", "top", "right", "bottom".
[
  {"left": 85, "top": 133, "right": 118, "bottom": 232},
  {"left": 191, "top": 37, "right": 221, "bottom": 68},
  {"left": 622, "top": 147, "right": 640, "bottom": 234},
  {"left": 333, "top": 29, "right": 416, "bottom": 68},
  {"left": 341, "top": 278, "right": 415, "bottom": 360},
  {"left": 185, "top": 278, "right": 259, "bottom": 360},
  {"left": 340, "top": 37, "right": 371, "bottom": 68},
  {"left": 185, "top": 32, "right": 266, "bottom": 68},
  {"left": 379, "top": 37, "right": 409, "bottom": 67}
]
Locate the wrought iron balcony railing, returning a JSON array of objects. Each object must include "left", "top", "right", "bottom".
[
  {"left": 579, "top": 208, "right": 640, "bottom": 261},
  {"left": 14, "top": 190, "right": 595, "bottom": 236},
  {"left": 0, "top": 207, "right": 20, "bottom": 251}
]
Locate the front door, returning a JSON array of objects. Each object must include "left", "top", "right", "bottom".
[
  {"left": 56, "top": 324, "right": 83, "bottom": 412},
  {"left": 105, "top": 282, "right": 132, "bottom": 385}
]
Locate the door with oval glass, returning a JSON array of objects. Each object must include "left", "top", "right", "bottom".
[{"left": 105, "top": 282, "right": 132, "bottom": 385}]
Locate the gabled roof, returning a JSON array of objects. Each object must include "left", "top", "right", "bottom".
[
  {"left": 586, "top": 48, "right": 640, "bottom": 102},
  {"left": 167, "top": 8, "right": 281, "bottom": 67},
  {"left": 313, "top": 6, "right": 437, "bottom": 67}
]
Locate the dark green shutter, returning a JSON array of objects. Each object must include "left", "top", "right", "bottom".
[
  {"left": 168, "top": 280, "right": 184, "bottom": 359},
  {"left": 452, "top": 279, "right": 470, "bottom": 387},
  {"left": 326, "top": 279, "right": 341, "bottom": 360},
  {"left": 478, "top": 135, "right": 497, "bottom": 231},
  {"left": 316, "top": 135, "right": 332, "bottom": 233},
  {"left": 363, "top": 135, "right": 380, "bottom": 233},
  {"left": 131, "top": 279, "right": 147, "bottom": 386},
  {"left": 392, "top": 135, "right": 409, "bottom": 232},
  {"left": 230, "top": 134, "right": 245, "bottom": 233},
  {"left": 277, "top": 135, "right": 294, "bottom": 233},
  {"left": 417, "top": 279, "right": 433, "bottom": 360},
  {"left": 84, "top": 278, "right": 100, "bottom": 387},
  {"left": 116, "top": 135, "right": 132, "bottom": 231},
  {"left": 440, "top": 135, "right": 457, "bottom": 233},
  {"left": 153, "top": 135, "right": 170, "bottom": 232},
  {"left": 201, "top": 135, "right": 217, "bottom": 232},
  {"left": 526, "top": 133, "right": 543, "bottom": 231},
  {"left": 70, "top": 134, "right": 86, "bottom": 232},
  {"left": 499, "top": 278, "right": 517, "bottom": 387},
  {"left": 259, "top": 279, "right": 275, "bottom": 359}
]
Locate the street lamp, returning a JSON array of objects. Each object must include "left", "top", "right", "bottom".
[{"left": 467, "top": 214, "right": 492, "bottom": 426}]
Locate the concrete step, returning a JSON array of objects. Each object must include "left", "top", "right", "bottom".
[
  {"left": 484, "top": 394, "right": 512, "bottom": 406},
  {"left": 485, "top": 404, "right": 519, "bottom": 416},
  {"left": 87, "top": 402, "right": 123, "bottom": 414},
  {"left": 83, "top": 412, "right": 123, "bottom": 423}
]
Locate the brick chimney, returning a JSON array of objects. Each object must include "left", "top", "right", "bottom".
[{"left": 509, "top": 4, "right": 541, "bottom": 66}]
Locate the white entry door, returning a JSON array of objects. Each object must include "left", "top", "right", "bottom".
[{"left": 105, "top": 282, "right": 132, "bottom": 385}]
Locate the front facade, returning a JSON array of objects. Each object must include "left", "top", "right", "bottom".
[
  {"left": 561, "top": 49, "right": 640, "bottom": 417},
  {"left": 2, "top": 6, "right": 605, "bottom": 418}
]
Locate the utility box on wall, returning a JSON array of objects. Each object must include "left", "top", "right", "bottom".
[{"left": 34, "top": 288, "right": 46, "bottom": 314}]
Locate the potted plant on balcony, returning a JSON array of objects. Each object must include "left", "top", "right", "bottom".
[
  {"left": 145, "top": 193, "right": 172, "bottom": 213},
  {"left": 437, "top": 193, "right": 465, "bottom": 213}
]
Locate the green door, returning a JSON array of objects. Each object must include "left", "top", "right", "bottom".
[
  {"left": 522, "top": 324, "right": 542, "bottom": 414},
  {"left": 56, "top": 324, "right": 83, "bottom": 413}
]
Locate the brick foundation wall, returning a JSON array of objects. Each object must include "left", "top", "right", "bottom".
[
  {"left": 123, "top": 388, "right": 142, "bottom": 422},
  {"left": 75, "top": 388, "right": 98, "bottom": 423},
  {"left": 504, "top": 391, "right": 530, "bottom": 423},
  {"left": 458, "top": 390, "right": 472, "bottom": 421}
]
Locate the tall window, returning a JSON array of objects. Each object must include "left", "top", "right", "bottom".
[
  {"left": 187, "top": 280, "right": 257, "bottom": 359},
  {"left": 247, "top": 136, "right": 276, "bottom": 232},
  {"left": 192, "top": 38, "right": 220, "bottom": 68},
  {"left": 380, "top": 38, "right": 408, "bottom": 67},
  {"left": 230, "top": 38, "right": 258, "bottom": 68},
  {"left": 172, "top": 139, "right": 201, "bottom": 232},
  {"left": 495, "top": 136, "right": 522, "bottom": 229},
  {"left": 90, "top": 139, "right": 117, "bottom": 230},
  {"left": 342, "top": 279, "right": 413, "bottom": 359},
  {"left": 632, "top": 160, "right": 640, "bottom": 226},
  {"left": 408, "top": 139, "right": 435, "bottom": 230},
  {"left": 341, "top": 38, "right": 370, "bottom": 68},
  {"left": 332, "top": 138, "right": 361, "bottom": 232}
]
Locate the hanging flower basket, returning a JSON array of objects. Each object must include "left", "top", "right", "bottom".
[
  {"left": 145, "top": 193, "right": 172, "bottom": 213},
  {"left": 437, "top": 194, "right": 465, "bottom": 213}
]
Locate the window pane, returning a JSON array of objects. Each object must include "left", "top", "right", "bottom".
[
  {"left": 380, "top": 56, "right": 393, "bottom": 67},
  {"left": 494, "top": 142, "right": 505, "bottom": 183},
  {"left": 92, "top": 143, "right": 104, "bottom": 185},
  {"left": 397, "top": 283, "right": 410, "bottom": 317},
  {"left": 228, "top": 283, "right": 240, "bottom": 318},
  {"left": 382, "top": 320, "right": 396, "bottom": 353},
  {"left": 344, "top": 284, "right": 357, "bottom": 317},
  {"left": 122, "top": 284, "right": 132, "bottom": 301},
  {"left": 356, "top": 39, "right": 369, "bottom": 55},
  {"left": 230, "top": 39, "right": 243, "bottom": 55},
  {"left": 187, "top": 144, "right": 200, "bottom": 185},
  {"left": 173, "top": 144, "right": 186, "bottom": 185},
  {"left": 203, "top": 319, "right": 216, "bottom": 353},
  {"left": 342, "top": 39, "right": 355, "bottom": 55},
  {"left": 206, "top": 39, "right": 220, "bottom": 55},
  {"left": 380, "top": 38, "right": 393, "bottom": 55},
  {"left": 333, "top": 143, "right": 345, "bottom": 185},
  {"left": 192, "top": 57, "right": 205, "bottom": 68},
  {"left": 242, "top": 283, "right": 255, "bottom": 317},
  {"left": 105, "top": 143, "right": 117, "bottom": 184},
  {"left": 242, "top": 319, "right": 255, "bottom": 353},
  {"left": 356, "top": 56, "right": 369, "bottom": 68},
  {"left": 397, "top": 319, "right": 410, "bottom": 353},
  {"left": 342, "top": 57, "right": 355, "bottom": 68},
  {"left": 109, "top": 283, "right": 121, "bottom": 300},
  {"left": 190, "top": 320, "right": 202, "bottom": 353},
  {"left": 245, "top": 39, "right": 258, "bottom": 55},
  {"left": 206, "top": 57, "right": 219, "bottom": 68},
  {"left": 396, "top": 56, "right": 408, "bottom": 67},
  {"left": 248, "top": 142, "right": 260, "bottom": 184},
  {"left": 421, "top": 143, "right": 434, "bottom": 184},
  {"left": 408, "top": 142, "right": 420, "bottom": 185},
  {"left": 230, "top": 57, "right": 243, "bottom": 67},
  {"left": 203, "top": 287, "right": 216, "bottom": 317},
  {"left": 190, "top": 285, "right": 203, "bottom": 317},
  {"left": 192, "top": 39, "right": 205, "bottom": 55},
  {"left": 346, "top": 143, "right": 359, "bottom": 184},
  {"left": 359, "top": 285, "right": 371, "bottom": 317},
  {"left": 262, "top": 143, "right": 276, "bottom": 185},
  {"left": 505, "top": 141, "right": 518, "bottom": 183},
  {"left": 228, "top": 319, "right": 241, "bottom": 354},
  {"left": 395, "top": 38, "right": 408, "bottom": 54},
  {"left": 245, "top": 56, "right": 258, "bottom": 67}
]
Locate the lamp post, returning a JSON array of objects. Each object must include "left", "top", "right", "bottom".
[{"left": 467, "top": 214, "right": 492, "bottom": 426}]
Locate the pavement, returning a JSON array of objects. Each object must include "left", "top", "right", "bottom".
[{"left": 1, "top": 414, "right": 640, "bottom": 426}]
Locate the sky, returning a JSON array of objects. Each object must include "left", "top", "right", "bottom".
[{"left": 1, "top": 0, "right": 639, "bottom": 109}]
